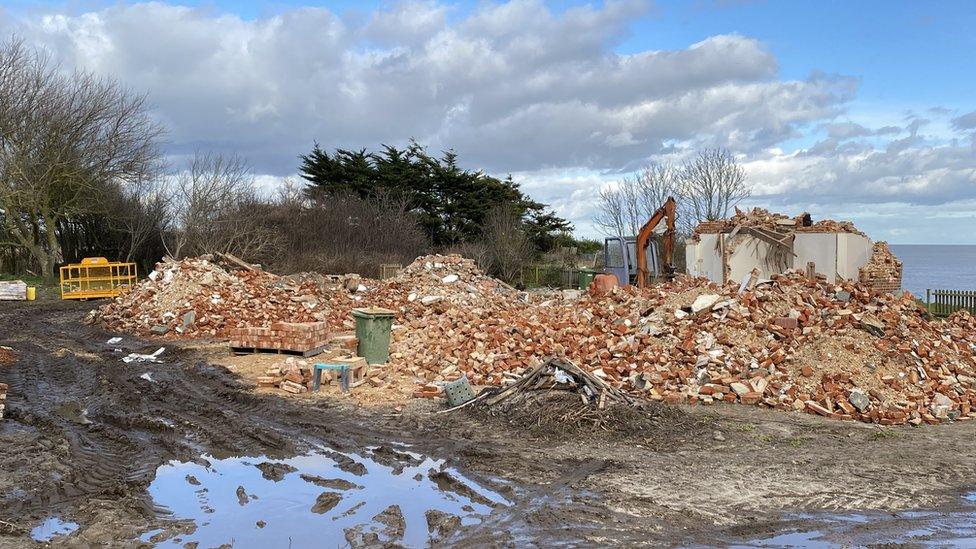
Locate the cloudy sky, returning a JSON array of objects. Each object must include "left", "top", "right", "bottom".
[{"left": 2, "top": 0, "right": 975, "bottom": 243}]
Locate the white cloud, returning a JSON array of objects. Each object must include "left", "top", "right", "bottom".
[{"left": 1, "top": 0, "right": 974, "bottom": 243}]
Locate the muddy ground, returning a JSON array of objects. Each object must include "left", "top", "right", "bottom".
[{"left": 1, "top": 300, "right": 975, "bottom": 547}]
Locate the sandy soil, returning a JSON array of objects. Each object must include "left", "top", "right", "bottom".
[{"left": 1, "top": 300, "right": 975, "bottom": 547}]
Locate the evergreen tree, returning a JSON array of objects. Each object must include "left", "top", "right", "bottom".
[{"left": 299, "top": 141, "right": 570, "bottom": 250}]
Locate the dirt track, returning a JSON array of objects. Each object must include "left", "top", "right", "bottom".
[{"left": 2, "top": 300, "right": 976, "bottom": 547}]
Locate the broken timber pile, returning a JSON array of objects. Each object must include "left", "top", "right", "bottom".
[
  {"left": 480, "top": 357, "right": 633, "bottom": 408},
  {"left": 473, "top": 357, "right": 648, "bottom": 433}
]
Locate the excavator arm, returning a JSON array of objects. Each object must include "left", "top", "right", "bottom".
[{"left": 635, "top": 196, "right": 676, "bottom": 288}]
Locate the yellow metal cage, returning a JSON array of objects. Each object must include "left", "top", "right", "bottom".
[{"left": 60, "top": 257, "right": 138, "bottom": 300}]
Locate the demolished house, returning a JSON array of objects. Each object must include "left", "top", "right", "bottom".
[
  {"left": 90, "top": 251, "right": 976, "bottom": 426},
  {"left": 685, "top": 208, "right": 903, "bottom": 292}
]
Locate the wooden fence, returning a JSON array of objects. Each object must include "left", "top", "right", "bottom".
[
  {"left": 926, "top": 289, "right": 976, "bottom": 317},
  {"left": 519, "top": 265, "right": 581, "bottom": 289}
]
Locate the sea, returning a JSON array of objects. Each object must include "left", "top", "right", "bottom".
[{"left": 890, "top": 245, "right": 976, "bottom": 300}]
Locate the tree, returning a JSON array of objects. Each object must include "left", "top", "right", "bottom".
[
  {"left": 0, "top": 39, "right": 162, "bottom": 281},
  {"left": 595, "top": 162, "right": 681, "bottom": 237},
  {"left": 299, "top": 141, "right": 570, "bottom": 250},
  {"left": 482, "top": 205, "right": 534, "bottom": 283},
  {"left": 596, "top": 150, "right": 749, "bottom": 238},
  {"left": 679, "top": 148, "right": 750, "bottom": 229},
  {"left": 163, "top": 152, "right": 279, "bottom": 260}
]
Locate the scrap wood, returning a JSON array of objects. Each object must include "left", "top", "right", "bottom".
[
  {"left": 217, "top": 252, "right": 258, "bottom": 272},
  {"left": 481, "top": 357, "right": 634, "bottom": 407}
]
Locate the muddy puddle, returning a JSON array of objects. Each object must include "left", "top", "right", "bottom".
[
  {"left": 31, "top": 516, "right": 80, "bottom": 542},
  {"left": 142, "top": 445, "right": 511, "bottom": 547},
  {"left": 719, "top": 492, "right": 976, "bottom": 548}
]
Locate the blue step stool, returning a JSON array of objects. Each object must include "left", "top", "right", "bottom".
[{"left": 313, "top": 363, "right": 351, "bottom": 393}]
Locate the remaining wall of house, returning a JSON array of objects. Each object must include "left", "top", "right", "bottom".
[
  {"left": 686, "top": 231, "right": 876, "bottom": 285},
  {"left": 795, "top": 233, "right": 838, "bottom": 282},
  {"left": 685, "top": 233, "right": 724, "bottom": 282},
  {"left": 836, "top": 233, "right": 873, "bottom": 281},
  {"left": 726, "top": 235, "right": 788, "bottom": 285}
]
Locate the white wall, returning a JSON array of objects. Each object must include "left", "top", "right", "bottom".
[
  {"left": 686, "top": 231, "right": 876, "bottom": 285},
  {"left": 727, "top": 235, "right": 787, "bottom": 284},
  {"left": 795, "top": 233, "right": 838, "bottom": 282},
  {"left": 685, "top": 234, "right": 724, "bottom": 282},
  {"left": 837, "top": 233, "right": 873, "bottom": 281}
]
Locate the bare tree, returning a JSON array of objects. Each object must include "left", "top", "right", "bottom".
[
  {"left": 482, "top": 205, "right": 534, "bottom": 283},
  {"left": 163, "top": 152, "right": 278, "bottom": 260},
  {"left": 678, "top": 148, "right": 750, "bottom": 229},
  {"left": 595, "top": 162, "right": 681, "bottom": 236},
  {"left": 0, "top": 38, "right": 163, "bottom": 281},
  {"left": 106, "top": 176, "right": 170, "bottom": 262}
]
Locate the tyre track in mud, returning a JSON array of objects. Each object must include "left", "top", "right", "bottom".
[{"left": 0, "top": 301, "right": 391, "bottom": 536}]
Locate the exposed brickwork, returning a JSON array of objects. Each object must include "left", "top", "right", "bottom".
[{"left": 859, "top": 241, "right": 903, "bottom": 294}]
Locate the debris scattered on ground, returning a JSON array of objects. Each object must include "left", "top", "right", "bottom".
[
  {"left": 122, "top": 348, "right": 165, "bottom": 364},
  {"left": 257, "top": 355, "right": 371, "bottom": 395},
  {"left": 0, "top": 346, "right": 16, "bottom": 365},
  {"left": 0, "top": 382, "right": 7, "bottom": 420},
  {"left": 93, "top": 253, "right": 976, "bottom": 426}
]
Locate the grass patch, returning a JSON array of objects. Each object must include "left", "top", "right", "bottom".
[{"left": 0, "top": 273, "right": 46, "bottom": 287}]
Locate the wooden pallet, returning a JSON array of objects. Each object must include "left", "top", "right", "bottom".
[{"left": 230, "top": 345, "right": 328, "bottom": 358}]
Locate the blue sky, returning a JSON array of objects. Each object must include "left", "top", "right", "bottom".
[{"left": 3, "top": 0, "right": 975, "bottom": 243}]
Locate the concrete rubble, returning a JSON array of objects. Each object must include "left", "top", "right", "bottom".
[{"left": 91, "top": 253, "right": 976, "bottom": 426}]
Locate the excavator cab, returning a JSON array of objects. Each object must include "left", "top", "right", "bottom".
[
  {"left": 600, "top": 196, "right": 677, "bottom": 288},
  {"left": 604, "top": 237, "right": 660, "bottom": 287}
]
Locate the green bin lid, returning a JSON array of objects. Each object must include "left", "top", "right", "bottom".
[{"left": 351, "top": 307, "right": 396, "bottom": 318}]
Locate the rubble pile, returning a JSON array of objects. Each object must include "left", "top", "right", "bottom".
[
  {"left": 388, "top": 266, "right": 976, "bottom": 425},
  {"left": 692, "top": 207, "right": 865, "bottom": 238},
  {"left": 94, "top": 253, "right": 976, "bottom": 426},
  {"left": 859, "top": 241, "right": 904, "bottom": 294},
  {"left": 0, "top": 346, "right": 16, "bottom": 365},
  {"left": 91, "top": 257, "right": 361, "bottom": 337}
]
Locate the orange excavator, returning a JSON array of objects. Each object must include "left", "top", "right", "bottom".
[{"left": 602, "top": 196, "right": 676, "bottom": 288}]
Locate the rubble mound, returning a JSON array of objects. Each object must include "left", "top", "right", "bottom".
[
  {"left": 90, "top": 257, "right": 357, "bottom": 338},
  {"left": 692, "top": 207, "right": 865, "bottom": 238},
  {"left": 93, "top": 253, "right": 976, "bottom": 427}
]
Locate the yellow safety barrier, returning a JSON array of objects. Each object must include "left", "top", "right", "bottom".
[{"left": 60, "top": 257, "right": 138, "bottom": 300}]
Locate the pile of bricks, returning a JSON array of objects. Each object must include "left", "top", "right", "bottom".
[
  {"left": 385, "top": 266, "right": 976, "bottom": 426},
  {"left": 859, "top": 241, "right": 903, "bottom": 293},
  {"left": 89, "top": 256, "right": 363, "bottom": 338},
  {"left": 226, "top": 321, "right": 331, "bottom": 355},
  {"left": 692, "top": 207, "right": 866, "bottom": 239},
  {"left": 93, "top": 252, "right": 976, "bottom": 426},
  {"left": 256, "top": 355, "right": 368, "bottom": 394}
]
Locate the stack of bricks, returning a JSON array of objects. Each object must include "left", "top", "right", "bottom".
[
  {"left": 0, "top": 382, "right": 7, "bottom": 420},
  {"left": 225, "top": 321, "right": 330, "bottom": 354},
  {"left": 859, "top": 241, "right": 903, "bottom": 294}
]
